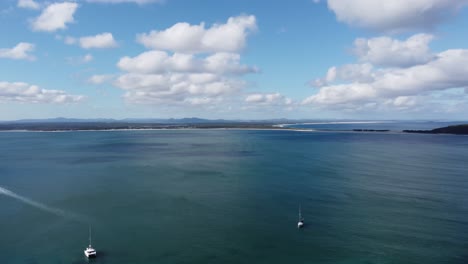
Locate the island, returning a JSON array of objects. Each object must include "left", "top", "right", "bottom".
[{"left": 403, "top": 124, "right": 468, "bottom": 135}]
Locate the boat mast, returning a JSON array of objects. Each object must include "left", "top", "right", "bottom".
[
  {"left": 299, "top": 205, "right": 302, "bottom": 221},
  {"left": 89, "top": 225, "right": 92, "bottom": 246}
]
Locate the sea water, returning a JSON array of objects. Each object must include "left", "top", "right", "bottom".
[{"left": 1, "top": 126, "right": 468, "bottom": 264}]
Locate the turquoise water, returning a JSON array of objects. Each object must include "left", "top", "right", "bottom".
[{"left": 1, "top": 129, "right": 468, "bottom": 264}]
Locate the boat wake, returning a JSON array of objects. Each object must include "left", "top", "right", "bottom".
[{"left": 0, "top": 185, "right": 89, "bottom": 223}]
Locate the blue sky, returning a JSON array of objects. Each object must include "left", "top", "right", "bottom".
[{"left": 1, "top": 0, "right": 468, "bottom": 120}]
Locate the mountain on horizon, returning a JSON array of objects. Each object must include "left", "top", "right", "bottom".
[
  {"left": 1, "top": 117, "right": 301, "bottom": 124},
  {"left": 1, "top": 117, "right": 236, "bottom": 124}
]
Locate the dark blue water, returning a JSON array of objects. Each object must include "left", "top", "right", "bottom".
[{"left": 1, "top": 128, "right": 468, "bottom": 264}]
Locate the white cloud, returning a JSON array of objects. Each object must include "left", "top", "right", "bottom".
[
  {"left": 117, "top": 51, "right": 184, "bottom": 74},
  {"left": 184, "top": 97, "right": 222, "bottom": 106},
  {"left": 327, "top": 0, "right": 468, "bottom": 32},
  {"left": 113, "top": 50, "right": 256, "bottom": 104},
  {"left": 83, "top": 54, "right": 93, "bottom": 63},
  {"left": 17, "top": 0, "right": 40, "bottom": 10},
  {"left": 0, "top": 81, "right": 84, "bottom": 103},
  {"left": 372, "top": 50, "right": 468, "bottom": 95},
  {"left": 307, "top": 33, "right": 468, "bottom": 116},
  {"left": 88, "top": 74, "right": 114, "bottom": 84},
  {"left": 31, "top": 2, "right": 78, "bottom": 32},
  {"left": 117, "top": 51, "right": 256, "bottom": 75},
  {"left": 86, "top": 0, "right": 163, "bottom": 4},
  {"left": 353, "top": 34, "right": 435, "bottom": 67},
  {"left": 79, "top": 32, "right": 117, "bottom": 49},
  {"left": 385, "top": 96, "right": 417, "bottom": 109},
  {"left": 304, "top": 83, "right": 376, "bottom": 105},
  {"left": 304, "top": 49, "right": 468, "bottom": 107},
  {"left": 312, "top": 63, "right": 374, "bottom": 87},
  {"left": 306, "top": 92, "right": 467, "bottom": 116},
  {"left": 64, "top": 36, "right": 77, "bottom": 45},
  {"left": 62, "top": 33, "right": 117, "bottom": 49},
  {"left": 111, "top": 15, "right": 258, "bottom": 106},
  {"left": 0, "top": 42, "right": 35, "bottom": 61},
  {"left": 245, "top": 93, "right": 293, "bottom": 106},
  {"left": 114, "top": 72, "right": 243, "bottom": 104},
  {"left": 204, "top": 53, "right": 258, "bottom": 75},
  {"left": 66, "top": 54, "right": 94, "bottom": 65},
  {"left": 137, "top": 15, "right": 257, "bottom": 53}
]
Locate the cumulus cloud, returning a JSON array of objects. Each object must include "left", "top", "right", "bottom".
[
  {"left": 114, "top": 53, "right": 252, "bottom": 105},
  {"left": 304, "top": 83, "right": 376, "bottom": 105},
  {"left": 304, "top": 49, "right": 468, "bottom": 106},
  {"left": 67, "top": 54, "right": 93, "bottom": 64},
  {"left": 0, "top": 81, "right": 84, "bottom": 103},
  {"left": 83, "top": 54, "right": 93, "bottom": 63},
  {"left": 115, "top": 72, "right": 244, "bottom": 104},
  {"left": 79, "top": 32, "right": 118, "bottom": 49},
  {"left": 307, "top": 33, "right": 468, "bottom": 115},
  {"left": 183, "top": 97, "right": 222, "bottom": 106},
  {"left": 385, "top": 96, "right": 417, "bottom": 110},
  {"left": 204, "top": 53, "right": 258, "bottom": 75},
  {"left": 88, "top": 74, "right": 114, "bottom": 84},
  {"left": 64, "top": 36, "right": 77, "bottom": 45},
  {"left": 245, "top": 93, "right": 293, "bottom": 106},
  {"left": 31, "top": 2, "right": 78, "bottom": 32},
  {"left": 117, "top": 51, "right": 192, "bottom": 74},
  {"left": 109, "top": 15, "right": 258, "bottom": 106},
  {"left": 312, "top": 63, "right": 374, "bottom": 87},
  {"left": 17, "top": 0, "right": 40, "bottom": 10},
  {"left": 327, "top": 0, "right": 468, "bottom": 32},
  {"left": 86, "top": 0, "right": 162, "bottom": 3},
  {"left": 117, "top": 51, "right": 256, "bottom": 75},
  {"left": 115, "top": 73, "right": 243, "bottom": 105},
  {"left": 0, "top": 42, "right": 35, "bottom": 61},
  {"left": 137, "top": 15, "right": 257, "bottom": 53},
  {"left": 353, "top": 34, "right": 435, "bottom": 67},
  {"left": 62, "top": 33, "right": 117, "bottom": 49}
]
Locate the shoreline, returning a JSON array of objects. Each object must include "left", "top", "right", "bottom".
[
  {"left": 1, "top": 122, "right": 467, "bottom": 135},
  {"left": 0, "top": 127, "right": 298, "bottom": 133}
]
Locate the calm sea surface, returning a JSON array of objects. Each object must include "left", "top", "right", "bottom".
[{"left": 1, "top": 125, "right": 468, "bottom": 264}]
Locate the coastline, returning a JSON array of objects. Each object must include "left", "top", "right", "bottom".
[{"left": 1, "top": 122, "right": 467, "bottom": 135}]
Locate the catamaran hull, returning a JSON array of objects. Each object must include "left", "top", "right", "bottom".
[
  {"left": 85, "top": 248, "right": 97, "bottom": 258},
  {"left": 85, "top": 252, "right": 97, "bottom": 258}
]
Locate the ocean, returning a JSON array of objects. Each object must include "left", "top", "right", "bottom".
[{"left": 1, "top": 123, "right": 468, "bottom": 264}]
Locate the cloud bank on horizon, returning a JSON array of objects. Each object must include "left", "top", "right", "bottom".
[
  {"left": 306, "top": 0, "right": 468, "bottom": 116},
  {"left": 1, "top": 0, "right": 468, "bottom": 119}
]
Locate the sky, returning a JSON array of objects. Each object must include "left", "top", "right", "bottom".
[{"left": 1, "top": 0, "right": 468, "bottom": 120}]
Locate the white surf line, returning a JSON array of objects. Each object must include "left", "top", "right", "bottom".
[
  {"left": 275, "top": 121, "right": 395, "bottom": 127},
  {"left": 0, "top": 185, "right": 89, "bottom": 223}
]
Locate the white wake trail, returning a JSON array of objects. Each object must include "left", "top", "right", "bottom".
[{"left": 0, "top": 185, "right": 89, "bottom": 223}]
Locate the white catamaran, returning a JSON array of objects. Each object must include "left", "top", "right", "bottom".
[
  {"left": 297, "top": 205, "right": 304, "bottom": 228},
  {"left": 84, "top": 226, "right": 97, "bottom": 258}
]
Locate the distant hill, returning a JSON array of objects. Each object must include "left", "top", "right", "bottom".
[
  {"left": 1, "top": 117, "right": 275, "bottom": 124},
  {"left": 1, "top": 117, "right": 394, "bottom": 124},
  {"left": 9, "top": 117, "right": 117, "bottom": 123},
  {"left": 0, "top": 118, "right": 288, "bottom": 131},
  {"left": 404, "top": 124, "right": 468, "bottom": 135}
]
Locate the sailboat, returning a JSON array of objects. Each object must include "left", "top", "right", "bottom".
[
  {"left": 297, "top": 205, "right": 304, "bottom": 228},
  {"left": 84, "top": 225, "right": 97, "bottom": 258}
]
